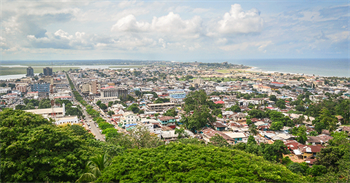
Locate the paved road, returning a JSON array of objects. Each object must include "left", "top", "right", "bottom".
[{"left": 68, "top": 73, "right": 105, "bottom": 141}]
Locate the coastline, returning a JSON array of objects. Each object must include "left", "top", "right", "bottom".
[{"left": 243, "top": 66, "right": 346, "bottom": 78}]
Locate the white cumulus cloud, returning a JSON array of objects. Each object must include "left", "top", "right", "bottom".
[
  {"left": 217, "top": 4, "right": 264, "bottom": 34},
  {"left": 111, "top": 12, "right": 203, "bottom": 37}
]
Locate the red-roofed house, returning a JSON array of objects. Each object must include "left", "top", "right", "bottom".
[
  {"left": 270, "top": 82, "right": 285, "bottom": 87},
  {"left": 214, "top": 100, "right": 225, "bottom": 104}
]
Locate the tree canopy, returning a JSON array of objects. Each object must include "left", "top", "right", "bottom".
[
  {"left": 97, "top": 143, "right": 305, "bottom": 182},
  {"left": 0, "top": 109, "right": 92, "bottom": 182}
]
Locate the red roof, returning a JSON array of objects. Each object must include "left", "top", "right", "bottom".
[
  {"left": 158, "top": 116, "right": 175, "bottom": 121},
  {"left": 101, "top": 86, "right": 115, "bottom": 89},
  {"left": 214, "top": 100, "right": 225, "bottom": 104},
  {"left": 266, "top": 107, "right": 274, "bottom": 109}
]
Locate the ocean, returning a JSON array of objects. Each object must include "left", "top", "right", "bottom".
[{"left": 199, "top": 59, "right": 349, "bottom": 77}]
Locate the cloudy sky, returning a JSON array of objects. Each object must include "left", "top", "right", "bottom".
[{"left": 1, "top": 0, "right": 349, "bottom": 61}]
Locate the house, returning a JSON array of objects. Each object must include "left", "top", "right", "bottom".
[
  {"left": 223, "top": 132, "right": 248, "bottom": 144},
  {"left": 233, "top": 113, "right": 246, "bottom": 123},
  {"left": 157, "top": 116, "right": 176, "bottom": 129},
  {"left": 270, "top": 82, "right": 285, "bottom": 88},
  {"left": 285, "top": 141, "right": 324, "bottom": 160},
  {"left": 341, "top": 126, "right": 350, "bottom": 136},
  {"left": 306, "top": 134, "right": 333, "bottom": 145},
  {"left": 214, "top": 100, "right": 225, "bottom": 105},
  {"left": 161, "top": 130, "right": 178, "bottom": 141},
  {"left": 299, "top": 145, "right": 324, "bottom": 159},
  {"left": 201, "top": 128, "right": 235, "bottom": 144},
  {"left": 212, "top": 122, "right": 227, "bottom": 131}
]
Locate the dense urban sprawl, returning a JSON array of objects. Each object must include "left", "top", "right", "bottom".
[{"left": 1, "top": 61, "right": 350, "bottom": 182}]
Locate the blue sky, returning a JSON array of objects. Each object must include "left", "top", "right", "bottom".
[{"left": 1, "top": 0, "right": 349, "bottom": 61}]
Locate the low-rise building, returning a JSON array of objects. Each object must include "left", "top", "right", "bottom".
[
  {"left": 147, "top": 103, "right": 175, "bottom": 112},
  {"left": 157, "top": 116, "right": 176, "bottom": 129},
  {"left": 119, "top": 112, "right": 141, "bottom": 128}
]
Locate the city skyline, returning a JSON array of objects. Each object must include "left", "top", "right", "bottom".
[{"left": 1, "top": 0, "right": 349, "bottom": 61}]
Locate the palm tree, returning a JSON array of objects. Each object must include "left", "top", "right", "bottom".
[{"left": 76, "top": 152, "right": 111, "bottom": 182}]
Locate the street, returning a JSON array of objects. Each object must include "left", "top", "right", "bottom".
[{"left": 69, "top": 73, "right": 105, "bottom": 141}]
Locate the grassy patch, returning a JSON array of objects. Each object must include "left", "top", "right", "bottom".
[
  {"left": 0, "top": 66, "right": 80, "bottom": 76},
  {"left": 216, "top": 69, "right": 232, "bottom": 73}
]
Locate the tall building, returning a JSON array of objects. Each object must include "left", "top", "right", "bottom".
[
  {"left": 90, "top": 80, "right": 98, "bottom": 94},
  {"left": 100, "top": 86, "right": 127, "bottom": 99},
  {"left": 43, "top": 67, "right": 53, "bottom": 76},
  {"left": 26, "top": 67, "right": 34, "bottom": 77}
]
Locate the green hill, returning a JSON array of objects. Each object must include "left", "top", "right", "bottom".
[{"left": 98, "top": 143, "right": 306, "bottom": 182}]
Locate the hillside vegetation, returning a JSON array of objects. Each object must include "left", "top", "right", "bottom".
[{"left": 98, "top": 143, "right": 306, "bottom": 182}]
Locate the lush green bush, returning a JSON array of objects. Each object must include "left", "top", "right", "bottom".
[{"left": 98, "top": 143, "right": 305, "bottom": 182}]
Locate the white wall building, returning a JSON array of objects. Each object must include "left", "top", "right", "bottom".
[
  {"left": 119, "top": 112, "right": 141, "bottom": 128},
  {"left": 53, "top": 116, "right": 79, "bottom": 125}
]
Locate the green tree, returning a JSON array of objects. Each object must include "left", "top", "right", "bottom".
[
  {"left": 15, "top": 104, "right": 26, "bottom": 110},
  {"left": 175, "top": 126, "right": 187, "bottom": 139},
  {"left": 249, "top": 124, "right": 258, "bottom": 135},
  {"left": 263, "top": 140, "right": 289, "bottom": 162},
  {"left": 96, "top": 100, "right": 102, "bottom": 106},
  {"left": 164, "top": 108, "right": 177, "bottom": 117},
  {"left": 270, "top": 121, "right": 284, "bottom": 131},
  {"left": 99, "top": 103, "right": 108, "bottom": 110},
  {"left": 210, "top": 134, "right": 229, "bottom": 147},
  {"left": 269, "top": 95, "right": 277, "bottom": 101},
  {"left": 189, "top": 86, "right": 196, "bottom": 91},
  {"left": 38, "top": 98, "right": 51, "bottom": 109},
  {"left": 108, "top": 101, "right": 113, "bottom": 107},
  {"left": 296, "top": 125, "right": 307, "bottom": 144},
  {"left": 0, "top": 109, "right": 91, "bottom": 182},
  {"left": 247, "top": 135, "right": 257, "bottom": 145},
  {"left": 102, "top": 128, "right": 119, "bottom": 139},
  {"left": 287, "top": 162, "right": 306, "bottom": 175},
  {"left": 228, "top": 105, "right": 241, "bottom": 112},
  {"left": 77, "top": 152, "right": 111, "bottom": 182},
  {"left": 128, "top": 126, "right": 164, "bottom": 149},
  {"left": 107, "top": 111, "right": 115, "bottom": 116},
  {"left": 246, "top": 119, "right": 252, "bottom": 126},
  {"left": 276, "top": 99, "right": 286, "bottom": 109},
  {"left": 97, "top": 143, "right": 306, "bottom": 182},
  {"left": 127, "top": 103, "right": 140, "bottom": 113}
]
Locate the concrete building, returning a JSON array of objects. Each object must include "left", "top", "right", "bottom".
[
  {"left": 90, "top": 80, "right": 98, "bottom": 94},
  {"left": 43, "top": 67, "right": 53, "bottom": 76},
  {"left": 100, "top": 86, "right": 127, "bottom": 99},
  {"left": 81, "top": 83, "right": 90, "bottom": 94},
  {"left": 193, "top": 78, "right": 204, "bottom": 85},
  {"left": 119, "top": 112, "right": 141, "bottom": 128},
  {"left": 54, "top": 116, "right": 79, "bottom": 125},
  {"left": 31, "top": 83, "right": 50, "bottom": 93},
  {"left": 157, "top": 116, "right": 176, "bottom": 129},
  {"left": 27, "top": 91, "right": 39, "bottom": 99},
  {"left": 26, "top": 66, "right": 34, "bottom": 77},
  {"left": 24, "top": 104, "right": 65, "bottom": 118},
  {"left": 147, "top": 103, "right": 175, "bottom": 112},
  {"left": 169, "top": 92, "right": 186, "bottom": 104},
  {"left": 0, "top": 87, "right": 11, "bottom": 94}
]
